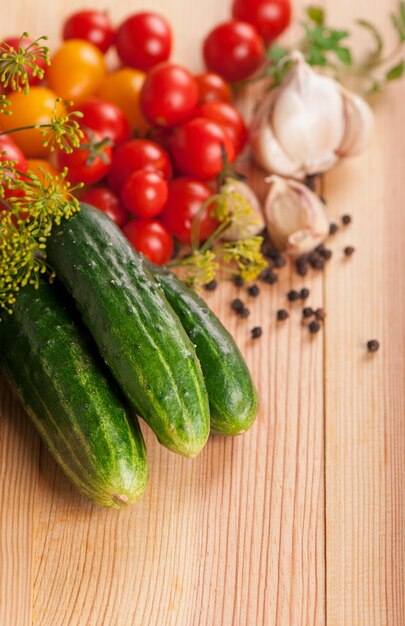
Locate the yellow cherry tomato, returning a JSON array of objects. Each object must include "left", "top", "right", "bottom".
[
  {"left": 26, "top": 158, "right": 59, "bottom": 180},
  {"left": 1, "top": 87, "right": 63, "bottom": 157},
  {"left": 97, "top": 67, "right": 149, "bottom": 132},
  {"left": 47, "top": 40, "right": 106, "bottom": 103}
]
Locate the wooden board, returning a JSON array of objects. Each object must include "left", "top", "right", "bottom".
[{"left": 0, "top": 1, "right": 404, "bottom": 624}]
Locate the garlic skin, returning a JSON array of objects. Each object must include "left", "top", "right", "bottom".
[
  {"left": 264, "top": 175, "right": 329, "bottom": 256},
  {"left": 249, "top": 53, "right": 374, "bottom": 178},
  {"left": 221, "top": 178, "right": 265, "bottom": 241}
]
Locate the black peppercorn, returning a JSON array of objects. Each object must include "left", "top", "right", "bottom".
[
  {"left": 260, "top": 268, "right": 278, "bottom": 284},
  {"left": 231, "top": 298, "right": 244, "bottom": 313},
  {"left": 321, "top": 248, "right": 333, "bottom": 260},
  {"left": 314, "top": 308, "right": 326, "bottom": 321},
  {"left": 308, "top": 320, "right": 321, "bottom": 334},
  {"left": 277, "top": 309, "right": 289, "bottom": 321},
  {"left": 233, "top": 275, "right": 245, "bottom": 287},
  {"left": 341, "top": 214, "right": 352, "bottom": 225},
  {"left": 274, "top": 256, "right": 287, "bottom": 268},
  {"left": 367, "top": 339, "right": 380, "bottom": 352},
  {"left": 329, "top": 223, "right": 338, "bottom": 235},
  {"left": 344, "top": 246, "right": 355, "bottom": 256},
  {"left": 251, "top": 326, "right": 262, "bottom": 339},
  {"left": 296, "top": 257, "right": 308, "bottom": 276},
  {"left": 287, "top": 290, "right": 300, "bottom": 302},
  {"left": 300, "top": 287, "right": 310, "bottom": 300},
  {"left": 204, "top": 280, "right": 218, "bottom": 291},
  {"left": 239, "top": 307, "right": 250, "bottom": 318},
  {"left": 302, "top": 307, "right": 313, "bottom": 318},
  {"left": 310, "top": 256, "right": 325, "bottom": 270},
  {"left": 247, "top": 284, "right": 260, "bottom": 297}
]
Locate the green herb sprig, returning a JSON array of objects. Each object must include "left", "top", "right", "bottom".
[{"left": 254, "top": 3, "right": 405, "bottom": 92}]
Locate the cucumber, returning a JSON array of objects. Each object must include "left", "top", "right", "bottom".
[
  {"left": 0, "top": 280, "right": 148, "bottom": 508},
  {"left": 151, "top": 267, "right": 258, "bottom": 436},
  {"left": 47, "top": 203, "right": 210, "bottom": 457}
]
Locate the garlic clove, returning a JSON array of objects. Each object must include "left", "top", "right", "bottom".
[
  {"left": 272, "top": 58, "right": 345, "bottom": 175},
  {"left": 264, "top": 175, "right": 329, "bottom": 256},
  {"left": 221, "top": 178, "right": 265, "bottom": 241},
  {"left": 337, "top": 87, "right": 374, "bottom": 157},
  {"left": 249, "top": 87, "right": 305, "bottom": 178}
]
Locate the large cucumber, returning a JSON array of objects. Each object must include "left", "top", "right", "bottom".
[
  {"left": 0, "top": 281, "right": 148, "bottom": 508},
  {"left": 151, "top": 267, "right": 258, "bottom": 435},
  {"left": 47, "top": 203, "right": 210, "bottom": 457}
]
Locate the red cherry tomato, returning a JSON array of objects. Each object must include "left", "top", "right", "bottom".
[
  {"left": 81, "top": 187, "right": 128, "bottom": 227},
  {"left": 121, "top": 169, "right": 168, "bottom": 218},
  {"left": 0, "top": 134, "right": 28, "bottom": 200},
  {"left": 56, "top": 130, "right": 112, "bottom": 185},
  {"left": 122, "top": 218, "right": 173, "bottom": 265},
  {"left": 170, "top": 117, "right": 235, "bottom": 181},
  {"left": 140, "top": 63, "right": 198, "bottom": 128},
  {"left": 1, "top": 36, "right": 47, "bottom": 88},
  {"left": 115, "top": 12, "right": 172, "bottom": 71},
  {"left": 62, "top": 10, "right": 115, "bottom": 53},
  {"left": 160, "top": 177, "right": 218, "bottom": 244},
  {"left": 195, "top": 72, "right": 233, "bottom": 104},
  {"left": 232, "top": 0, "right": 291, "bottom": 44},
  {"left": 203, "top": 20, "right": 264, "bottom": 83},
  {"left": 107, "top": 139, "right": 172, "bottom": 194},
  {"left": 195, "top": 101, "right": 247, "bottom": 155},
  {"left": 75, "top": 98, "right": 131, "bottom": 145}
]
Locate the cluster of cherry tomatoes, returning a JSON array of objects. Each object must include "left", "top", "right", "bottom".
[{"left": 1, "top": 0, "right": 291, "bottom": 264}]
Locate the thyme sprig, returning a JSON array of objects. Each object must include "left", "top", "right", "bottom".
[
  {"left": 168, "top": 187, "right": 267, "bottom": 289},
  {"left": 249, "top": 3, "right": 405, "bottom": 92},
  {"left": 0, "top": 34, "right": 50, "bottom": 93}
]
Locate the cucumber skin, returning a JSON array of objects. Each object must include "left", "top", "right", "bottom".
[
  {"left": 152, "top": 267, "right": 259, "bottom": 436},
  {"left": 47, "top": 204, "right": 210, "bottom": 457},
  {"left": 0, "top": 281, "right": 148, "bottom": 508}
]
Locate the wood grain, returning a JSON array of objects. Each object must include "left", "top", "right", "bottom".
[{"left": 0, "top": 1, "right": 403, "bottom": 625}]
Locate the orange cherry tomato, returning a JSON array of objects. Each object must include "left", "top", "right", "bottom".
[
  {"left": 97, "top": 67, "right": 149, "bottom": 132},
  {"left": 47, "top": 40, "right": 106, "bottom": 103},
  {"left": 1, "top": 87, "right": 63, "bottom": 157},
  {"left": 26, "top": 158, "right": 59, "bottom": 180}
]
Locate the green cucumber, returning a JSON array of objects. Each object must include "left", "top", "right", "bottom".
[
  {"left": 151, "top": 267, "right": 258, "bottom": 436},
  {"left": 47, "top": 203, "right": 210, "bottom": 457},
  {"left": 0, "top": 280, "right": 148, "bottom": 508}
]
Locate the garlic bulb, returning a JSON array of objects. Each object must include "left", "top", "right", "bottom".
[
  {"left": 220, "top": 178, "right": 265, "bottom": 241},
  {"left": 249, "top": 52, "right": 374, "bottom": 178},
  {"left": 264, "top": 175, "right": 329, "bottom": 256}
]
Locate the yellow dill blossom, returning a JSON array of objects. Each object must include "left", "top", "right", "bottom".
[
  {"left": 38, "top": 99, "right": 84, "bottom": 154},
  {"left": 221, "top": 237, "right": 268, "bottom": 281},
  {"left": 0, "top": 34, "right": 50, "bottom": 94},
  {"left": 183, "top": 250, "right": 219, "bottom": 289},
  {"left": 212, "top": 185, "right": 261, "bottom": 233}
]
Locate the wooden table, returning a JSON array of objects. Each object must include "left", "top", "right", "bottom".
[{"left": 1, "top": 1, "right": 404, "bottom": 624}]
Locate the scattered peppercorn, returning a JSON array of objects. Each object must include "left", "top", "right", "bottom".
[
  {"left": 287, "top": 289, "right": 300, "bottom": 302},
  {"left": 240, "top": 307, "right": 250, "bottom": 318},
  {"left": 300, "top": 287, "right": 310, "bottom": 300},
  {"left": 341, "top": 214, "right": 352, "bottom": 225},
  {"left": 231, "top": 298, "right": 244, "bottom": 313},
  {"left": 233, "top": 275, "right": 245, "bottom": 287},
  {"left": 247, "top": 284, "right": 260, "bottom": 297},
  {"left": 344, "top": 246, "right": 355, "bottom": 256},
  {"left": 302, "top": 307, "right": 313, "bottom": 318},
  {"left": 251, "top": 326, "right": 262, "bottom": 339},
  {"left": 367, "top": 339, "right": 380, "bottom": 352},
  {"left": 314, "top": 308, "right": 326, "bottom": 321},
  {"left": 267, "top": 248, "right": 281, "bottom": 261},
  {"left": 309, "top": 256, "right": 325, "bottom": 270},
  {"left": 329, "top": 223, "right": 338, "bottom": 235},
  {"left": 277, "top": 309, "right": 289, "bottom": 321},
  {"left": 274, "top": 256, "right": 287, "bottom": 268},
  {"left": 260, "top": 268, "right": 278, "bottom": 284},
  {"left": 296, "top": 257, "right": 309, "bottom": 276},
  {"left": 308, "top": 320, "right": 321, "bottom": 334},
  {"left": 321, "top": 248, "right": 333, "bottom": 260},
  {"left": 204, "top": 280, "right": 217, "bottom": 291}
]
